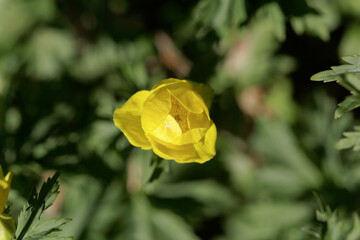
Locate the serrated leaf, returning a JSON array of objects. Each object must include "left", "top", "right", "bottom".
[
  {"left": 331, "top": 65, "right": 360, "bottom": 74},
  {"left": 310, "top": 70, "right": 341, "bottom": 82},
  {"left": 342, "top": 55, "right": 360, "bottom": 66},
  {"left": 24, "top": 218, "right": 71, "bottom": 240},
  {"left": 14, "top": 172, "right": 72, "bottom": 240},
  {"left": 335, "top": 95, "right": 360, "bottom": 119}
]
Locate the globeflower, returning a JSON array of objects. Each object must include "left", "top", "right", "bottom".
[
  {"left": 114, "top": 78, "right": 217, "bottom": 163},
  {"left": 0, "top": 165, "right": 14, "bottom": 240}
]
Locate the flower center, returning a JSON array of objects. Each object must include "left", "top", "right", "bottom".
[{"left": 169, "top": 95, "right": 189, "bottom": 133}]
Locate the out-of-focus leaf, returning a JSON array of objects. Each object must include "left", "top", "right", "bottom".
[
  {"left": 151, "top": 208, "right": 200, "bottom": 240},
  {"left": 339, "top": 23, "right": 360, "bottom": 56},
  {"left": 289, "top": 0, "right": 339, "bottom": 41},
  {"left": 335, "top": 126, "right": 360, "bottom": 150},
  {"left": 337, "top": 0, "right": 360, "bottom": 17},
  {"left": 191, "top": 0, "right": 247, "bottom": 37},
  {"left": 5, "top": 107, "right": 21, "bottom": 133},
  {"left": 311, "top": 204, "right": 360, "bottom": 239},
  {"left": 71, "top": 38, "right": 119, "bottom": 81},
  {"left": 217, "top": 133, "right": 257, "bottom": 197},
  {"left": 148, "top": 180, "right": 236, "bottom": 215},
  {"left": 0, "top": 0, "right": 55, "bottom": 53},
  {"left": 256, "top": 2, "right": 286, "bottom": 41},
  {"left": 26, "top": 28, "right": 75, "bottom": 80},
  {"left": 265, "top": 78, "right": 297, "bottom": 123},
  {"left": 83, "top": 120, "right": 118, "bottom": 156},
  {"left": 61, "top": 175, "right": 102, "bottom": 239},
  {"left": 224, "top": 202, "right": 311, "bottom": 240},
  {"left": 251, "top": 119, "right": 322, "bottom": 190}
]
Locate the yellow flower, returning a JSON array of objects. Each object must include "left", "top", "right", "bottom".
[
  {"left": 0, "top": 165, "right": 14, "bottom": 240},
  {"left": 114, "top": 78, "right": 217, "bottom": 163}
]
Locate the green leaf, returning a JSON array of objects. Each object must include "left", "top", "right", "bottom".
[
  {"left": 311, "top": 204, "right": 360, "bottom": 239},
  {"left": 14, "top": 172, "right": 72, "bottom": 240},
  {"left": 347, "top": 214, "right": 360, "bottom": 240},
  {"left": 343, "top": 55, "right": 360, "bottom": 66},
  {"left": 331, "top": 64, "right": 360, "bottom": 74},
  {"left": 151, "top": 209, "right": 200, "bottom": 240},
  {"left": 335, "top": 95, "right": 360, "bottom": 119},
  {"left": 25, "top": 28, "right": 75, "bottom": 80},
  {"left": 335, "top": 126, "right": 360, "bottom": 151},
  {"left": 24, "top": 219, "right": 71, "bottom": 240},
  {"left": 310, "top": 70, "right": 341, "bottom": 82},
  {"left": 148, "top": 180, "right": 236, "bottom": 215}
]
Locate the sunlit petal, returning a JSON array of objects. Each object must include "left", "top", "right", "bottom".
[
  {"left": 194, "top": 122, "right": 217, "bottom": 163},
  {"left": 173, "top": 128, "right": 208, "bottom": 145},
  {"left": 114, "top": 90, "right": 152, "bottom": 149},
  {"left": 142, "top": 88, "right": 171, "bottom": 134},
  {"left": 0, "top": 214, "right": 15, "bottom": 240},
  {"left": 0, "top": 172, "right": 11, "bottom": 215},
  {"left": 188, "top": 111, "right": 210, "bottom": 129},
  {"left": 150, "top": 115, "right": 182, "bottom": 143},
  {"left": 149, "top": 136, "right": 199, "bottom": 162}
]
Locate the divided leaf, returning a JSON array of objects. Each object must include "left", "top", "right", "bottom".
[
  {"left": 311, "top": 55, "right": 360, "bottom": 120},
  {"left": 14, "top": 172, "right": 72, "bottom": 240}
]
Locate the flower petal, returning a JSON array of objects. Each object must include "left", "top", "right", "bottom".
[
  {"left": 0, "top": 183, "right": 9, "bottom": 215},
  {"left": 152, "top": 78, "right": 214, "bottom": 110},
  {"left": 0, "top": 214, "right": 15, "bottom": 240},
  {"left": 151, "top": 78, "right": 186, "bottom": 90},
  {"left": 0, "top": 171, "right": 11, "bottom": 214},
  {"left": 194, "top": 122, "right": 217, "bottom": 163},
  {"left": 142, "top": 88, "right": 171, "bottom": 134},
  {"left": 169, "top": 89, "right": 203, "bottom": 114},
  {"left": 173, "top": 128, "right": 208, "bottom": 145},
  {"left": 148, "top": 136, "right": 199, "bottom": 162},
  {"left": 4, "top": 173, "right": 11, "bottom": 184},
  {"left": 191, "top": 82, "right": 214, "bottom": 110},
  {"left": 150, "top": 115, "right": 182, "bottom": 143},
  {"left": 113, "top": 90, "right": 152, "bottom": 149},
  {"left": 187, "top": 111, "right": 210, "bottom": 129}
]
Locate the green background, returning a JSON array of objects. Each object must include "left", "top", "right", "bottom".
[{"left": 2, "top": 0, "right": 360, "bottom": 239}]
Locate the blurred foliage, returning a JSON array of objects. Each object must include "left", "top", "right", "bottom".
[{"left": 2, "top": 0, "right": 360, "bottom": 239}]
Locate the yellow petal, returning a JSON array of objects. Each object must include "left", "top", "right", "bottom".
[
  {"left": 191, "top": 82, "right": 214, "bottom": 110},
  {"left": 151, "top": 78, "right": 187, "bottom": 90},
  {"left": 187, "top": 111, "right": 210, "bottom": 129},
  {"left": 0, "top": 214, "right": 15, "bottom": 240},
  {"left": 114, "top": 90, "right": 152, "bottom": 149},
  {"left": 3, "top": 173, "right": 11, "bottom": 185},
  {"left": 0, "top": 171, "right": 11, "bottom": 215},
  {"left": 0, "top": 181, "right": 9, "bottom": 215},
  {"left": 142, "top": 88, "right": 171, "bottom": 134},
  {"left": 148, "top": 136, "right": 199, "bottom": 162},
  {"left": 194, "top": 122, "right": 217, "bottom": 163},
  {"left": 169, "top": 89, "right": 203, "bottom": 114},
  {"left": 152, "top": 78, "right": 214, "bottom": 110},
  {"left": 173, "top": 128, "right": 207, "bottom": 145},
  {"left": 150, "top": 115, "right": 182, "bottom": 143}
]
